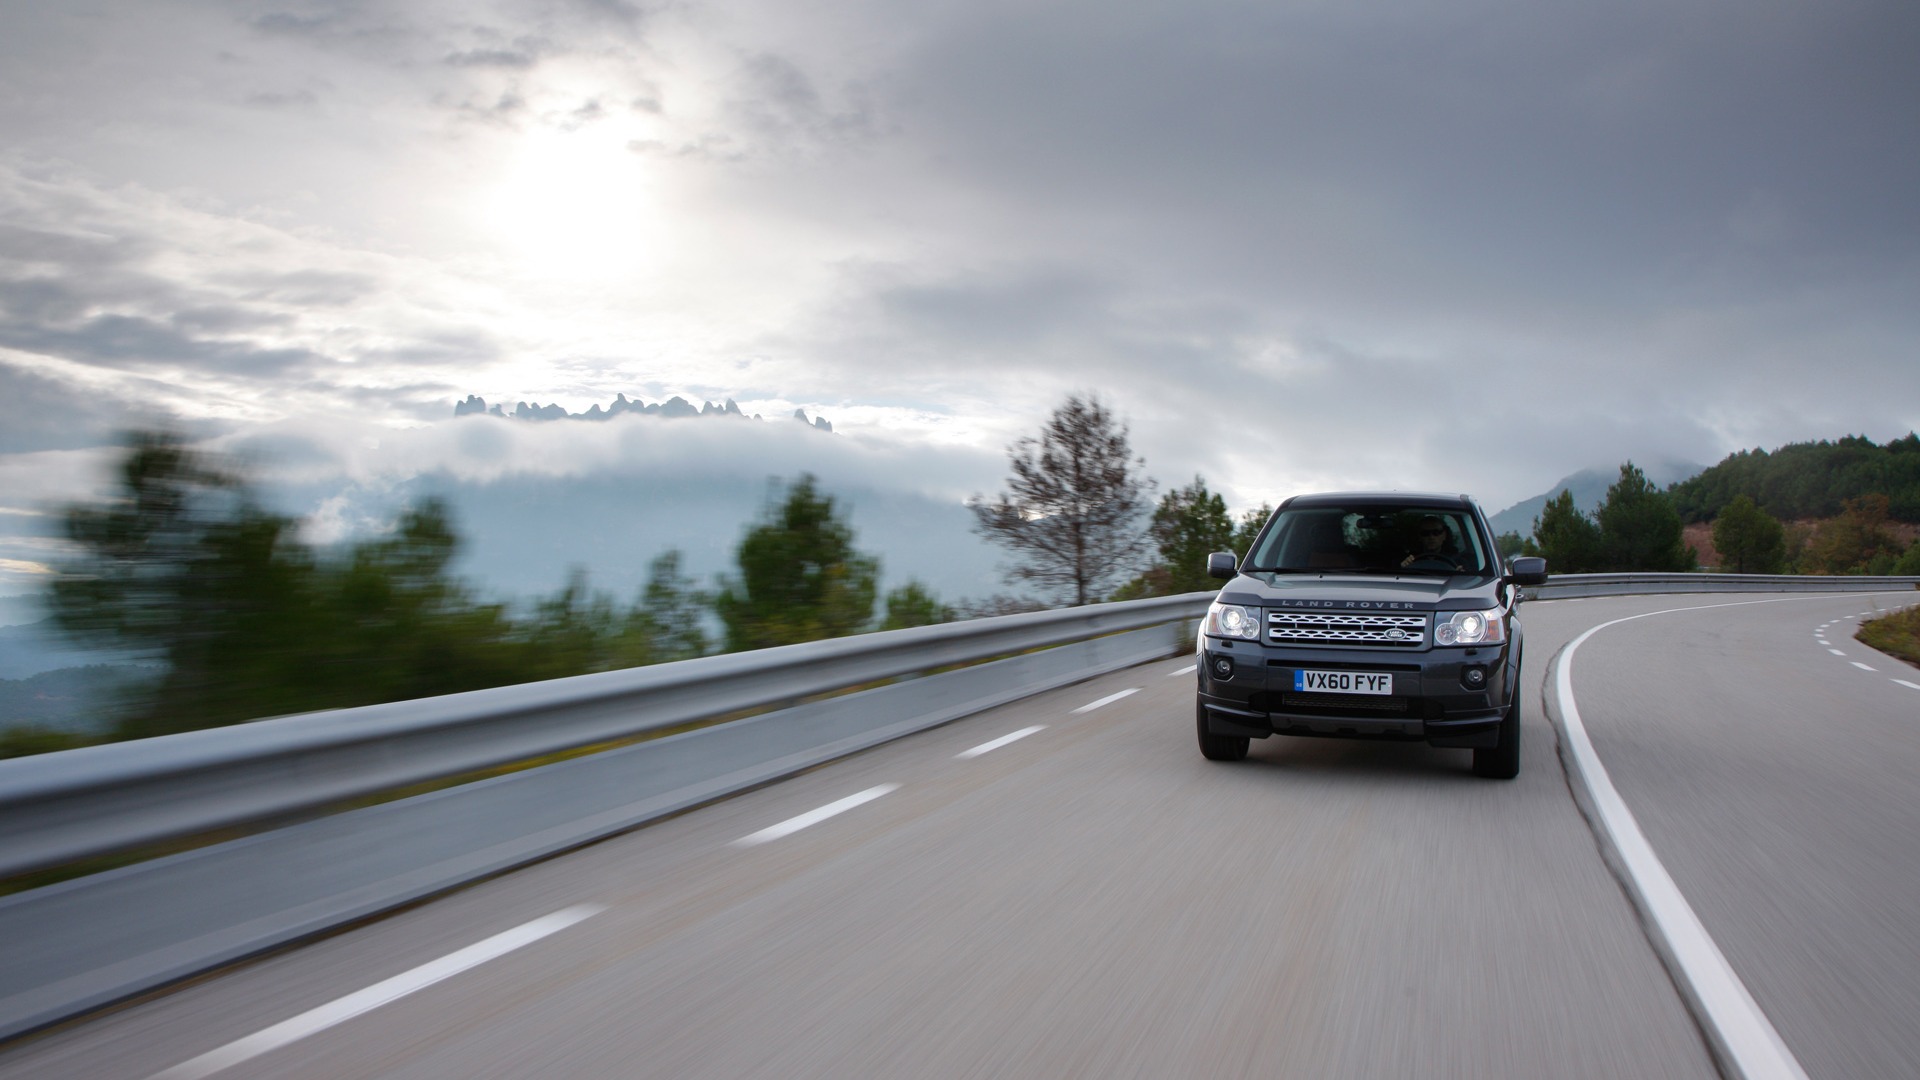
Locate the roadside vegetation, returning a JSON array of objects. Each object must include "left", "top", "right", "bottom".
[
  {"left": 1670, "top": 433, "right": 1920, "bottom": 523},
  {"left": 11, "top": 417, "right": 1920, "bottom": 758},
  {"left": 1515, "top": 436, "right": 1920, "bottom": 576},
  {"left": 1858, "top": 606, "right": 1920, "bottom": 670},
  {"left": 1515, "top": 462, "right": 1697, "bottom": 573},
  {"left": 8, "top": 431, "right": 952, "bottom": 755}
]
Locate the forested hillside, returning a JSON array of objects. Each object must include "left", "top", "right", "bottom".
[{"left": 1670, "top": 434, "right": 1920, "bottom": 523}]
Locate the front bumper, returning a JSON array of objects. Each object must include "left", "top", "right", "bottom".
[{"left": 1197, "top": 635, "right": 1514, "bottom": 749}]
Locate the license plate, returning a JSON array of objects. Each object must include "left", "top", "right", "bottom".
[{"left": 1293, "top": 670, "right": 1393, "bottom": 695}]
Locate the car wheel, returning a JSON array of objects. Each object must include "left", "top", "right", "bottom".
[
  {"left": 1196, "top": 701, "right": 1250, "bottom": 761},
  {"left": 1472, "top": 697, "right": 1521, "bottom": 779}
]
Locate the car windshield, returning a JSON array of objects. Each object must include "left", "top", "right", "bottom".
[{"left": 1246, "top": 505, "right": 1492, "bottom": 576}]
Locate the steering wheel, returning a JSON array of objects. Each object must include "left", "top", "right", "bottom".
[{"left": 1401, "top": 555, "right": 1462, "bottom": 572}]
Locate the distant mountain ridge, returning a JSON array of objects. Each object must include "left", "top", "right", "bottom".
[
  {"left": 1488, "top": 459, "right": 1706, "bottom": 539},
  {"left": 454, "top": 393, "right": 833, "bottom": 432}
]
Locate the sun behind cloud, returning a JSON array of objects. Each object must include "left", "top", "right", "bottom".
[{"left": 479, "top": 121, "right": 668, "bottom": 283}]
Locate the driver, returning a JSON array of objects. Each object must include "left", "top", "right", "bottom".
[{"left": 1401, "top": 515, "right": 1464, "bottom": 570}]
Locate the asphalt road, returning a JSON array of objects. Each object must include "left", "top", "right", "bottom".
[
  {"left": 1557, "top": 590, "right": 1920, "bottom": 1079},
  {"left": 1, "top": 591, "right": 1914, "bottom": 1078}
]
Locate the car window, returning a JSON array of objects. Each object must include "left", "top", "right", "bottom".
[{"left": 1248, "top": 505, "right": 1490, "bottom": 575}]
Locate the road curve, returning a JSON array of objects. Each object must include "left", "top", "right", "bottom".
[
  {"left": 2, "top": 591, "right": 1911, "bottom": 1078},
  {"left": 1544, "top": 590, "right": 1920, "bottom": 1079}
]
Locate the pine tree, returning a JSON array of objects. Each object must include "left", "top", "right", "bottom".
[
  {"left": 714, "top": 474, "right": 880, "bottom": 650},
  {"left": 1710, "top": 495, "right": 1786, "bottom": 574},
  {"left": 1596, "top": 462, "right": 1695, "bottom": 571}
]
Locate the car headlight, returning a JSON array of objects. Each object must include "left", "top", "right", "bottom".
[
  {"left": 1434, "top": 608, "right": 1506, "bottom": 646},
  {"left": 1205, "top": 600, "right": 1262, "bottom": 640}
]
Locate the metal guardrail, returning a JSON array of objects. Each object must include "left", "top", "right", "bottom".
[
  {"left": 6, "top": 574, "right": 1912, "bottom": 880},
  {"left": 0, "top": 617, "right": 1203, "bottom": 1041},
  {"left": 0, "top": 591, "right": 1216, "bottom": 881},
  {"left": 1527, "top": 572, "right": 1920, "bottom": 600}
]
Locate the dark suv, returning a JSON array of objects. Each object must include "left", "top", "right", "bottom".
[{"left": 1196, "top": 492, "right": 1547, "bottom": 778}]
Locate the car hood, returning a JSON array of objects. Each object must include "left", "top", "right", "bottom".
[{"left": 1219, "top": 571, "right": 1499, "bottom": 611}]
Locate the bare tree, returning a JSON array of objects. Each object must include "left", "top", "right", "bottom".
[{"left": 968, "top": 395, "right": 1154, "bottom": 606}]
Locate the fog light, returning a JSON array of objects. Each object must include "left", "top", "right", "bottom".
[
  {"left": 1461, "top": 665, "right": 1488, "bottom": 690},
  {"left": 1210, "top": 655, "right": 1236, "bottom": 681}
]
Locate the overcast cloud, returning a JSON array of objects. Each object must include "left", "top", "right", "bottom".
[{"left": 2, "top": 0, "right": 1917, "bottom": 595}]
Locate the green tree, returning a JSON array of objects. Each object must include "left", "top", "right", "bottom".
[
  {"left": 969, "top": 395, "right": 1154, "bottom": 607},
  {"left": 1530, "top": 489, "right": 1602, "bottom": 573},
  {"left": 881, "top": 581, "right": 954, "bottom": 630},
  {"left": 1893, "top": 539, "right": 1920, "bottom": 576},
  {"left": 714, "top": 474, "right": 880, "bottom": 651},
  {"left": 518, "top": 570, "right": 624, "bottom": 679},
  {"left": 1800, "top": 493, "right": 1901, "bottom": 575},
  {"left": 1710, "top": 495, "right": 1787, "bottom": 574},
  {"left": 49, "top": 432, "right": 571, "bottom": 741},
  {"left": 619, "top": 550, "right": 710, "bottom": 662},
  {"left": 52, "top": 432, "right": 329, "bottom": 736},
  {"left": 1494, "top": 531, "right": 1527, "bottom": 559},
  {"left": 1149, "top": 477, "right": 1235, "bottom": 594},
  {"left": 0, "top": 726, "right": 96, "bottom": 759},
  {"left": 1669, "top": 432, "right": 1920, "bottom": 523},
  {"left": 1233, "top": 505, "right": 1272, "bottom": 559},
  {"left": 53, "top": 430, "right": 257, "bottom": 659},
  {"left": 313, "top": 499, "right": 534, "bottom": 707},
  {"left": 1596, "top": 462, "right": 1695, "bottom": 571},
  {"left": 1105, "top": 571, "right": 1167, "bottom": 602}
]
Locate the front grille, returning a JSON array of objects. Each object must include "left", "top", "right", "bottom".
[{"left": 1266, "top": 611, "right": 1428, "bottom": 647}]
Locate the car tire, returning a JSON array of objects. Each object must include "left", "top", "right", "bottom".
[
  {"left": 1472, "top": 697, "right": 1521, "bottom": 779},
  {"left": 1196, "top": 702, "right": 1250, "bottom": 761}
]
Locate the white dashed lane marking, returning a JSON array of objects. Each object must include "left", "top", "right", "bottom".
[
  {"left": 1168, "top": 664, "right": 1197, "bottom": 676},
  {"left": 1073, "top": 688, "right": 1139, "bottom": 713},
  {"left": 149, "top": 905, "right": 605, "bottom": 1080},
  {"left": 957, "top": 726, "right": 1046, "bottom": 759},
  {"left": 1820, "top": 609, "right": 1920, "bottom": 691},
  {"left": 731, "top": 785, "right": 901, "bottom": 847}
]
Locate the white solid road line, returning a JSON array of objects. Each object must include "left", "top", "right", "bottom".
[
  {"left": 731, "top": 784, "right": 901, "bottom": 847},
  {"left": 1168, "top": 664, "right": 1197, "bottom": 676},
  {"left": 149, "top": 905, "right": 605, "bottom": 1080},
  {"left": 1072, "top": 688, "right": 1139, "bottom": 713},
  {"left": 1554, "top": 598, "right": 1816, "bottom": 1080},
  {"left": 957, "top": 726, "right": 1046, "bottom": 759}
]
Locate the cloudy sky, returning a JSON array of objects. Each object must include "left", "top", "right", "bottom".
[{"left": 2, "top": 0, "right": 1917, "bottom": 596}]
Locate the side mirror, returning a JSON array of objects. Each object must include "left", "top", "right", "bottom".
[
  {"left": 1207, "top": 551, "right": 1238, "bottom": 580},
  {"left": 1506, "top": 556, "right": 1548, "bottom": 587}
]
